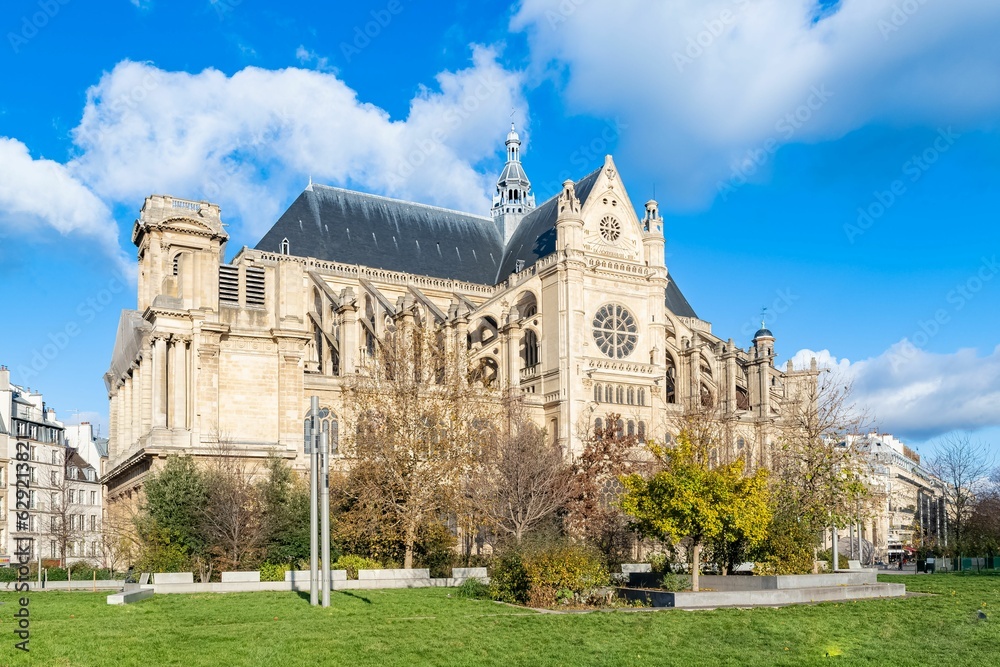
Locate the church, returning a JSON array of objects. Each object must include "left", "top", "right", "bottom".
[{"left": 103, "top": 125, "right": 817, "bottom": 502}]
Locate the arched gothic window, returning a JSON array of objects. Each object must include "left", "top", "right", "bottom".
[{"left": 523, "top": 330, "right": 539, "bottom": 368}]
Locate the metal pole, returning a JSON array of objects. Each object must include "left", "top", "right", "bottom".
[
  {"left": 832, "top": 525, "right": 839, "bottom": 571},
  {"left": 309, "top": 396, "right": 319, "bottom": 607},
  {"left": 321, "top": 430, "right": 331, "bottom": 608}
]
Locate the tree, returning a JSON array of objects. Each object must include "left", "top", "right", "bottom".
[
  {"left": 966, "top": 490, "right": 1000, "bottom": 555},
  {"left": 930, "top": 433, "right": 995, "bottom": 549},
  {"left": 475, "top": 397, "right": 572, "bottom": 544},
  {"left": 42, "top": 451, "right": 82, "bottom": 567},
  {"left": 199, "top": 440, "right": 265, "bottom": 572},
  {"left": 258, "top": 455, "right": 311, "bottom": 565},
  {"left": 620, "top": 431, "right": 771, "bottom": 591},
  {"left": 771, "top": 374, "right": 874, "bottom": 561},
  {"left": 564, "top": 413, "right": 644, "bottom": 566},
  {"left": 139, "top": 456, "right": 208, "bottom": 566},
  {"left": 342, "top": 314, "right": 501, "bottom": 568}
]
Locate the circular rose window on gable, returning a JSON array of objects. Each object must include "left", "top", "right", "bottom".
[
  {"left": 593, "top": 304, "right": 638, "bottom": 359},
  {"left": 599, "top": 215, "right": 622, "bottom": 243}
]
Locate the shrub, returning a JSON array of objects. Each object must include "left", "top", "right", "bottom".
[
  {"left": 333, "top": 555, "right": 381, "bottom": 580},
  {"left": 657, "top": 572, "right": 691, "bottom": 592},
  {"left": 0, "top": 567, "right": 18, "bottom": 582},
  {"left": 817, "top": 549, "right": 849, "bottom": 570},
  {"left": 522, "top": 543, "right": 610, "bottom": 607},
  {"left": 490, "top": 543, "right": 610, "bottom": 608},
  {"left": 455, "top": 578, "right": 490, "bottom": 600},
  {"left": 416, "top": 521, "right": 458, "bottom": 578},
  {"left": 259, "top": 562, "right": 290, "bottom": 582},
  {"left": 489, "top": 551, "right": 531, "bottom": 604}
]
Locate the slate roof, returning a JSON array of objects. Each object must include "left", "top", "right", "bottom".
[
  {"left": 495, "top": 168, "right": 601, "bottom": 281},
  {"left": 255, "top": 185, "right": 503, "bottom": 285},
  {"left": 254, "top": 168, "right": 698, "bottom": 318},
  {"left": 665, "top": 275, "right": 698, "bottom": 319}
]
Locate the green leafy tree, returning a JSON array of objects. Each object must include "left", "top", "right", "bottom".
[
  {"left": 258, "top": 455, "right": 311, "bottom": 565},
  {"left": 140, "top": 456, "right": 208, "bottom": 559},
  {"left": 620, "top": 431, "right": 771, "bottom": 591}
]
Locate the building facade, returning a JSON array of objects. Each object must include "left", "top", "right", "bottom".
[
  {"left": 0, "top": 367, "right": 104, "bottom": 566},
  {"left": 103, "top": 127, "right": 818, "bottom": 505},
  {"left": 860, "top": 433, "right": 947, "bottom": 562}
]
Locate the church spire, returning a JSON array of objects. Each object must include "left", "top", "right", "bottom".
[{"left": 492, "top": 121, "right": 535, "bottom": 244}]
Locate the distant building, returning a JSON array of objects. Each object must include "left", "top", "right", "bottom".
[
  {"left": 0, "top": 366, "right": 105, "bottom": 566},
  {"left": 860, "top": 433, "right": 947, "bottom": 561},
  {"left": 831, "top": 433, "right": 948, "bottom": 563}
]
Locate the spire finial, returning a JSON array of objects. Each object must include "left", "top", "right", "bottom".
[{"left": 760, "top": 307, "right": 767, "bottom": 329}]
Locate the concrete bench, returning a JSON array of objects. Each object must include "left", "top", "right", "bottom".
[
  {"left": 621, "top": 563, "right": 652, "bottom": 574},
  {"left": 221, "top": 571, "right": 261, "bottom": 583},
  {"left": 107, "top": 589, "right": 154, "bottom": 605},
  {"left": 358, "top": 568, "right": 430, "bottom": 580},
  {"left": 453, "top": 567, "right": 488, "bottom": 580},
  {"left": 154, "top": 572, "right": 194, "bottom": 585}
]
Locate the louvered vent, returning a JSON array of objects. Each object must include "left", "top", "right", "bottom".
[
  {"left": 219, "top": 265, "right": 239, "bottom": 305},
  {"left": 246, "top": 266, "right": 266, "bottom": 307}
]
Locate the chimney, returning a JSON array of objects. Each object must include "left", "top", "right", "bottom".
[{"left": 0, "top": 365, "right": 9, "bottom": 390}]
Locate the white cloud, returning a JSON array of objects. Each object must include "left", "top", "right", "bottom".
[
  {"left": 68, "top": 46, "right": 525, "bottom": 239},
  {"left": 791, "top": 342, "right": 1000, "bottom": 441},
  {"left": 295, "top": 45, "right": 335, "bottom": 73},
  {"left": 512, "top": 0, "right": 1000, "bottom": 207},
  {"left": 0, "top": 137, "right": 131, "bottom": 274}
]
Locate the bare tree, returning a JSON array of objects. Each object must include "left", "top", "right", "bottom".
[
  {"left": 41, "top": 450, "right": 86, "bottom": 566},
  {"left": 771, "top": 374, "right": 876, "bottom": 557},
  {"left": 930, "top": 433, "right": 995, "bottom": 548},
  {"left": 342, "top": 314, "right": 501, "bottom": 568},
  {"left": 475, "top": 396, "right": 572, "bottom": 544},
  {"left": 198, "top": 437, "right": 265, "bottom": 573},
  {"left": 565, "top": 413, "right": 645, "bottom": 564}
]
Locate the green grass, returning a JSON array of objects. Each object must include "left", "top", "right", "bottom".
[{"left": 1, "top": 573, "right": 998, "bottom": 666}]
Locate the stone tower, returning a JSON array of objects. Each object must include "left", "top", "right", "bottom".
[{"left": 491, "top": 122, "right": 536, "bottom": 244}]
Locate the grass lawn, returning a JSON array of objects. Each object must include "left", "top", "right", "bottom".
[{"left": 1, "top": 573, "right": 998, "bottom": 666}]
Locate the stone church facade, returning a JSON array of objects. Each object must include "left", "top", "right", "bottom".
[{"left": 103, "top": 125, "right": 817, "bottom": 503}]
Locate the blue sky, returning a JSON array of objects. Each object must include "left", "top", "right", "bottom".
[{"left": 1, "top": 0, "right": 998, "bottom": 458}]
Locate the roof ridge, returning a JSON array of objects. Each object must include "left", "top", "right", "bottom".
[{"left": 309, "top": 183, "right": 493, "bottom": 222}]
